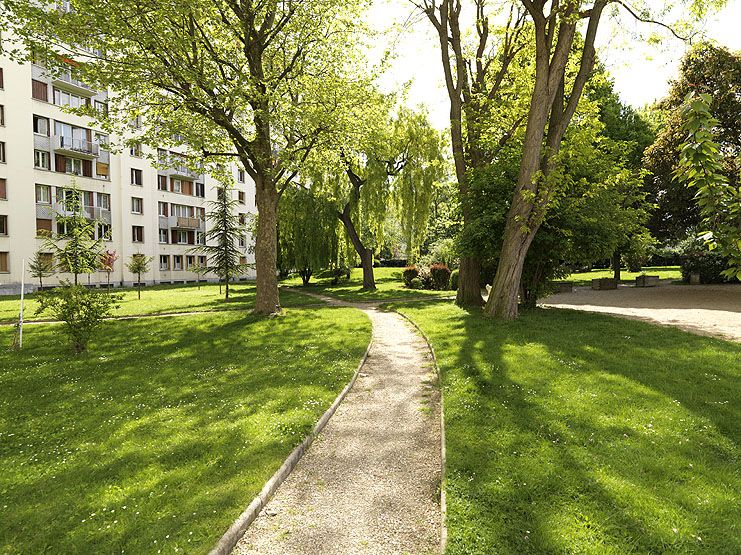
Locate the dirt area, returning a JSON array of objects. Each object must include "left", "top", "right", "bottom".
[{"left": 541, "top": 282, "right": 741, "bottom": 342}]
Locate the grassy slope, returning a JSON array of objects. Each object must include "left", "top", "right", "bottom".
[
  {"left": 565, "top": 266, "right": 682, "bottom": 286},
  {"left": 0, "top": 307, "right": 370, "bottom": 553},
  {"left": 0, "top": 282, "right": 322, "bottom": 324},
  {"left": 394, "top": 301, "right": 740, "bottom": 554},
  {"left": 282, "top": 267, "right": 454, "bottom": 302}
]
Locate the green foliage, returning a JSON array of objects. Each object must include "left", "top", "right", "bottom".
[
  {"left": 675, "top": 92, "right": 741, "bottom": 280},
  {"left": 680, "top": 251, "right": 733, "bottom": 284},
  {"left": 419, "top": 237, "right": 458, "bottom": 269},
  {"left": 644, "top": 42, "right": 740, "bottom": 241},
  {"left": 34, "top": 283, "right": 121, "bottom": 353},
  {"left": 429, "top": 263, "right": 452, "bottom": 291},
  {"left": 28, "top": 249, "right": 54, "bottom": 289},
  {"left": 409, "top": 277, "right": 423, "bottom": 290},
  {"left": 279, "top": 185, "right": 339, "bottom": 283},
  {"left": 402, "top": 265, "right": 419, "bottom": 287},
  {"left": 126, "top": 253, "right": 151, "bottom": 300},
  {"left": 196, "top": 186, "right": 247, "bottom": 299},
  {"left": 44, "top": 182, "right": 105, "bottom": 285}
]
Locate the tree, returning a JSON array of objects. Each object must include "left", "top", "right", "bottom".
[
  {"left": 195, "top": 186, "right": 245, "bottom": 301},
  {"left": 278, "top": 185, "right": 338, "bottom": 286},
  {"left": 417, "top": 0, "right": 529, "bottom": 306},
  {"left": 126, "top": 253, "right": 151, "bottom": 300},
  {"left": 479, "top": 0, "right": 719, "bottom": 319},
  {"left": 100, "top": 249, "right": 119, "bottom": 289},
  {"left": 2, "top": 0, "right": 368, "bottom": 314},
  {"left": 35, "top": 283, "right": 121, "bottom": 353},
  {"left": 643, "top": 42, "right": 740, "bottom": 241},
  {"left": 191, "top": 262, "right": 209, "bottom": 290},
  {"left": 28, "top": 249, "right": 54, "bottom": 290},
  {"left": 675, "top": 92, "right": 741, "bottom": 280},
  {"left": 44, "top": 183, "right": 105, "bottom": 285}
]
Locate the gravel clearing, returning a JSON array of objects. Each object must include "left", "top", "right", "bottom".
[
  {"left": 233, "top": 307, "right": 442, "bottom": 555},
  {"left": 541, "top": 282, "right": 741, "bottom": 342}
]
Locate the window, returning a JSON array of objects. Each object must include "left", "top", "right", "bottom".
[
  {"left": 196, "top": 232, "right": 206, "bottom": 245},
  {"left": 131, "top": 197, "right": 143, "bottom": 214},
  {"left": 132, "top": 225, "right": 144, "bottom": 243},
  {"left": 97, "top": 192, "right": 110, "bottom": 210},
  {"left": 238, "top": 191, "right": 245, "bottom": 204},
  {"left": 94, "top": 100, "right": 107, "bottom": 114},
  {"left": 177, "top": 231, "right": 187, "bottom": 244},
  {"left": 0, "top": 252, "right": 8, "bottom": 273},
  {"left": 172, "top": 178, "right": 182, "bottom": 193},
  {"left": 65, "top": 157, "right": 83, "bottom": 175},
  {"left": 0, "top": 215, "right": 7, "bottom": 235},
  {"left": 173, "top": 255, "right": 183, "bottom": 271},
  {"left": 34, "top": 150, "right": 50, "bottom": 169},
  {"left": 31, "top": 79, "right": 48, "bottom": 102},
  {"left": 97, "top": 223, "right": 111, "bottom": 240},
  {"left": 157, "top": 149, "right": 168, "bottom": 164},
  {"left": 130, "top": 143, "right": 142, "bottom": 157},
  {"left": 237, "top": 169, "right": 245, "bottom": 182},
  {"left": 33, "top": 115, "right": 49, "bottom": 135},
  {"left": 195, "top": 182, "right": 205, "bottom": 198},
  {"left": 0, "top": 68, "right": 3, "bottom": 89},
  {"left": 186, "top": 255, "right": 195, "bottom": 269},
  {"left": 96, "top": 162, "right": 109, "bottom": 178},
  {"left": 158, "top": 175, "right": 168, "bottom": 191},
  {"left": 159, "top": 228, "right": 168, "bottom": 243},
  {"left": 198, "top": 255, "right": 207, "bottom": 266},
  {"left": 0, "top": 105, "right": 4, "bottom": 126},
  {"left": 0, "top": 142, "right": 5, "bottom": 163},
  {"left": 0, "top": 178, "right": 6, "bottom": 200},
  {"left": 239, "top": 213, "right": 246, "bottom": 225},
  {"left": 35, "top": 184, "right": 51, "bottom": 204},
  {"left": 158, "top": 202, "right": 168, "bottom": 217},
  {"left": 131, "top": 168, "right": 143, "bottom": 186},
  {"left": 239, "top": 234, "right": 246, "bottom": 247},
  {"left": 131, "top": 116, "right": 143, "bottom": 129},
  {"left": 159, "top": 255, "right": 170, "bottom": 271},
  {"left": 53, "top": 88, "right": 88, "bottom": 108}
]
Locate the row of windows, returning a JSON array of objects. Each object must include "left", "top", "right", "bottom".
[
  {"left": 159, "top": 255, "right": 207, "bottom": 271},
  {"left": 34, "top": 184, "right": 110, "bottom": 208},
  {"left": 31, "top": 78, "right": 107, "bottom": 112}
]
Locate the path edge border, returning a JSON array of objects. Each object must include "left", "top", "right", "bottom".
[
  {"left": 395, "top": 309, "right": 448, "bottom": 554},
  {"left": 208, "top": 337, "right": 372, "bottom": 555}
]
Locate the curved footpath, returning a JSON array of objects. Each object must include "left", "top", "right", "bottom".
[{"left": 231, "top": 295, "right": 442, "bottom": 554}]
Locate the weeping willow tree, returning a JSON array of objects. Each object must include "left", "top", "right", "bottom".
[
  {"left": 310, "top": 107, "right": 445, "bottom": 290},
  {"left": 278, "top": 185, "right": 339, "bottom": 285}
]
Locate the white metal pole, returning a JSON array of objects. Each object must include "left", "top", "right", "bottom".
[{"left": 19, "top": 258, "right": 26, "bottom": 349}]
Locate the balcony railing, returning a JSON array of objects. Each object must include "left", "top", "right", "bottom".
[
  {"left": 52, "top": 70, "right": 95, "bottom": 96},
  {"left": 54, "top": 135, "right": 99, "bottom": 158},
  {"left": 168, "top": 215, "right": 205, "bottom": 231}
]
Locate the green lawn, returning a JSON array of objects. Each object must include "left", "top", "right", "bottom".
[
  {"left": 282, "top": 266, "right": 454, "bottom": 302},
  {"left": 393, "top": 301, "right": 740, "bottom": 554},
  {"left": 565, "top": 265, "right": 682, "bottom": 286},
  {"left": 0, "top": 307, "right": 370, "bottom": 553},
  {"left": 0, "top": 282, "right": 323, "bottom": 324}
]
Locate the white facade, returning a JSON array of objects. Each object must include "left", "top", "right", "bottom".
[{"left": 0, "top": 50, "right": 256, "bottom": 292}]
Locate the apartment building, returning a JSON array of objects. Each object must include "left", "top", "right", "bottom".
[{"left": 0, "top": 47, "right": 257, "bottom": 293}]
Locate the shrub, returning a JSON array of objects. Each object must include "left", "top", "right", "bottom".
[
  {"left": 35, "top": 283, "right": 122, "bottom": 353},
  {"left": 449, "top": 269, "right": 459, "bottom": 291},
  {"left": 331, "top": 266, "right": 351, "bottom": 285},
  {"left": 418, "top": 267, "right": 433, "bottom": 290},
  {"left": 402, "top": 265, "right": 419, "bottom": 287},
  {"left": 681, "top": 251, "right": 733, "bottom": 284},
  {"left": 409, "top": 277, "right": 423, "bottom": 289},
  {"left": 429, "top": 263, "right": 452, "bottom": 290}
]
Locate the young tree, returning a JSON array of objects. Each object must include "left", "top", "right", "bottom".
[
  {"left": 2, "top": 0, "right": 368, "bottom": 314},
  {"left": 195, "top": 186, "right": 245, "bottom": 301},
  {"left": 28, "top": 249, "right": 54, "bottom": 290},
  {"left": 278, "top": 185, "right": 338, "bottom": 286},
  {"left": 126, "top": 253, "right": 151, "bottom": 300},
  {"left": 100, "top": 249, "right": 119, "bottom": 289},
  {"left": 191, "top": 262, "right": 209, "bottom": 290},
  {"left": 45, "top": 183, "right": 105, "bottom": 285}
]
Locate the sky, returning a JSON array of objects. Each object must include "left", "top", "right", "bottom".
[{"left": 366, "top": 0, "right": 741, "bottom": 129}]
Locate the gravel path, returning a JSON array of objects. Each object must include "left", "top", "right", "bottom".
[
  {"left": 233, "top": 306, "right": 442, "bottom": 555},
  {"left": 542, "top": 282, "right": 741, "bottom": 342}
]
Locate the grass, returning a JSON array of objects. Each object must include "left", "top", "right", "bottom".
[
  {"left": 0, "top": 282, "right": 323, "bottom": 324},
  {"left": 281, "top": 267, "right": 454, "bottom": 302},
  {"left": 392, "top": 301, "right": 740, "bottom": 554},
  {"left": 565, "top": 265, "right": 682, "bottom": 286},
  {"left": 0, "top": 307, "right": 371, "bottom": 553}
]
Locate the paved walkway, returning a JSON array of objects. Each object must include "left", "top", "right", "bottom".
[
  {"left": 233, "top": 302, "right": 442, "bottom": 554},
  {"left": 542, "top": 282, "right": 741, "bottom": 342}
]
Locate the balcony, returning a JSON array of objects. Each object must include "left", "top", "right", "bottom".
[
  {"left": 168, "top": 215, "right": 205, "bottom": 231},
  {"left": 54, "top": 135, "right": 99, "bottom": 159},
  {"left": 52, "top": 70, "right": 95, "bottom": 97}
]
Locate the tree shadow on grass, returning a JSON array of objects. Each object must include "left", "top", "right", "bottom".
[{"left": 396, "top": 301, "right": 739, "bottom": 553}]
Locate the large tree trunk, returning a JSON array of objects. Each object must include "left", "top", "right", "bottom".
[
  {"left": 254, "top": 180, "right": 280, "bottom": 314},
  {"left": 612, "top": 250, "right": 622, "bottom": 282},
  {"left": 457, "top": 256, "right": 483, "bottom": 306},
  {"left": 337, "top": 210, "right": 376, "bottom": 291}
]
